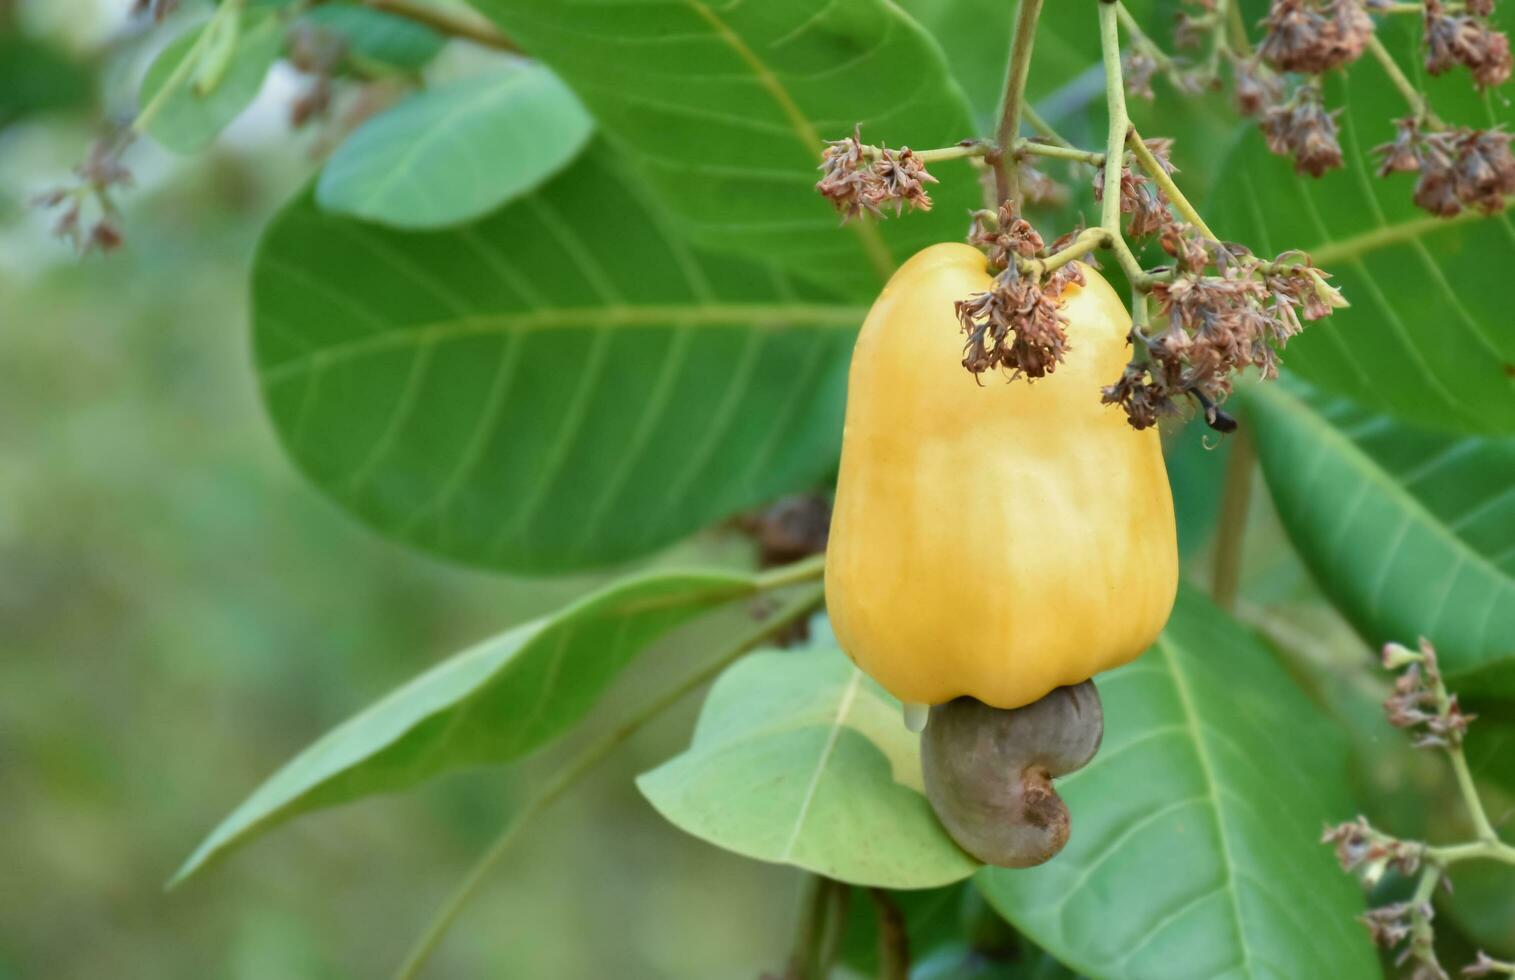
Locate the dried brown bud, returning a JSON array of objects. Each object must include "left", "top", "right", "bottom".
[
  {"left": 816, "top": 128, "right": 937, "bottom": 221},
  {"left": 1378, "top": 122, "right": 1515, "bottom": 216},
  {"left": 1261, "top": 89, "right": 1344, "bottom": 176},
  {"left": 1092, "top": 143, "right": 1177, "bottom": 239},
  {"left": 957, "top": 265, "right": 1071, "bottom": 381},
  {"left": 1260, "top": 0, "right": 1374, "bottom": 74},
  {"left": 1125, "top": 49, "right": 1159, "bottom": 100},
  {"left": 1233, "top": 57, "right": 1285, "bottom": 117},
  {"left": 1425, "top": 0, "right": 1513, "bottom": 89}
]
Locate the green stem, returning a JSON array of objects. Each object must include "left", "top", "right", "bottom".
[
  {"left": 1116, "top": 2, "right": 1176, "bottom": 70},
  {"left": 1126, "top": 127, "right": 1219, "bottom": 240},
  {"left": 995, "top": 0, "right": 1046, "bottom": 205},
  {"left": 393, "top": 582, "right": 825, "bottom": 980},
  {"left": 1366, "top": 34, "right": 1444, "bottom": 129},
  {"left": 1226, "top": 0, "right": 1252, "bottom": 56},
  {"left": 1015, "top": 139, "right": 1105, "bottom": 166},
  {"left": 1448, "top": 741, "right": 1503, "bottom": 845},
  {"left": 1022, "top": 226, "right": 1109, "bottom": 278},
  {"left": 788, "top": 875, "right": 830, "bottom": 979},
  {"left": 755, "top": 553, "right": 826, "bottom": 591},
  {"left": 1210, "top": 426, "right": 1255, "bottom": 613},
  {"left": 1427, "top": 839, "right": 1515, "bottom": 864},
  {"left": 1097, "top": 1, "right": 1131, "bottom": 237},
  {"left": 133, "top": 0, "right": 240, "bottom": 135},
  {"left": 1022, "top": 105, "right": 1076, "bottom": 150}
]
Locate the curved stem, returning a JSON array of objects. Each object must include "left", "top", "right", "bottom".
[
  {"left": 1366, "top": 33, "right": 1445, "bottom": 129},
  {"left": 995, "top": 0, "right": 1046, "bottom": 205},
  {"left": 393, "top": 582, "right": 825, "bottom": 980}
]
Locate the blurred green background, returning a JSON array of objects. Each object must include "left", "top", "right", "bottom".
[{"left": 0, "top": 3, "right": 803, "bottom": 976}]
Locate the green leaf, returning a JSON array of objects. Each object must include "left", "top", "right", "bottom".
[
  {"left": 1208, "top": 12, "right": 1515, "bottom": 433},
  {"left": 173, "top": 564, "right": 785, "bottom": 884},
  {"left": 316, "top": 65, "right": 594, "bottom": 229},
  {"left": 256, "top": 146, "right": 858, "bottom": 572},
  {"left": 979, "top": 588, "right": 1377, "bottom": 980},
  {"left": 1241, "top": 382, "right": 1515, "bottom": 695},
  {"left": 139, "top": 9, "right": 284, "bottom": 153},
  {"left": 470, "top": 0, "right": 981, "bottom": 296},
  {"left": 299, "top": 3, "right": 444, "bottom": 70},
  {"left": 637, "top": 644, "right": 979, "bottom": 889}
]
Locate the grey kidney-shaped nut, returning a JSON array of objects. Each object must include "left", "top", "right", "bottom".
[{"left": 920, "top": 682, "right": 1104, "bottom": 868}]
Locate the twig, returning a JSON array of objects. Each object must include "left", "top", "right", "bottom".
[
  {"left": 995, "top": 0, "right": 1047, "bottom": 204},
  {"left": 313, "top": 0, "right": 520, "bottom": 52},
  {"left": 1210, "top": 425, "right": 1255, "bottom": 613},
  {"left": 393, "top": 582, "right": 825, "bottom": 980},
  {"left": 1097, "top": 1, "right": 1132, "bottom": 238}
]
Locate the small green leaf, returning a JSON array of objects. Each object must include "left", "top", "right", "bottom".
[
  {"left": 637, "top": 644, "right": 979, "bottom": 889},
  {"left": 257, "top": 147, "right": 858, "bottom": 573},
  {"left": 173, "top": 565, "right": 782, "bottom": 884},
  {"left": 299, "top": 3, "right": 444, "bottom": 70},
  {"left": 980, "top": 588, "right": 1377, "bottom": 979},
  {"left": 139, "top": 11, "right": 283, "bottom": 153},
  {"left": 1241, "top": 383, "right": 1515, "bottom": 695},
  {"left": 316, "top": 65, "right": 593, "bottom": 229}
]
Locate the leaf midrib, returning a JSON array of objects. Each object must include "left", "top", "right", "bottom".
[{"left": 258, "top": 302, "right": 867, "bottom": 385}]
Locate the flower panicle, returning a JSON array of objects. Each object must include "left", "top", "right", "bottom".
[{"left": 816, "top": 127, "right": 938, "bottom": 222}]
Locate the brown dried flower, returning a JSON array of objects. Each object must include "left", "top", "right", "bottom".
[
  {"left": 32, "top": 127, "right": 135, "bottom": 255},
  {"left": 1381, "top": 639, "right": 1477, "bottom": 749},
  {"left": 1424, "top": 0, "right": 1513, "bottom": 89},
  {"left": 1376, "top": 120, "right": 1515, "bottom": 216},
  {"left": 1092, "top": 141, "right": 1177, "bottom": 239},
  {"left": 1259, "top": 0, "right": 1375, "bottom": 74},
  {"left": 1233, "top": 57, "right": 1285, "bottom": 117},
  {"left": 816, "top": 128, "right": 937, "bottom": 221},
  {"left": 1261, "top": 87, "right": 1344, "bottom": 176},
  {"left": 957, "top": 262, "right": 1080, "bottom": 381},
  {"left": 1125, "top": 49, "right": 1159, "bottom": 100}
]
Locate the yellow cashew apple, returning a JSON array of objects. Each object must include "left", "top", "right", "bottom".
[{"left": 825, "top": 242, "right": 1179, "bottom": 710}]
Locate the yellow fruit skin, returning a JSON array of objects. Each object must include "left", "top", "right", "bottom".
[{"left": 825, "top": 243, "right": 1179, "bottom": 710}]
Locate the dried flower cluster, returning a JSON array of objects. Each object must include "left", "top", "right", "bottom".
[
  {"left": 1382, "top": 639, "right": 1476, "bottom": 749},
  {"left": 1323, "top": 816, "right": 1426, "bottom": 884},
  {"left": 1084, "top": 142, "right": 1337, "bottom": 429},
  {"left": 1321, "top": 638, "right": 1515, "bottom": 980},
  {"left": 1258, "top": 0, "right": 1375, "bottom": 74},
  {"left": 32, "top": 129, "right": 135, "bottom": 254},
  {"left": 1377, "top": 119, "right": 1515, "bottom": 215},
  {"left": 1424, "top": 0, "right": 1513, "bottom": 89},
  {"left": 1259, "top": 84, "right": 1345, "bottom": 176},
  {"left": 955, "top": 207, "right": 1087, "bottom": 381},
  {"left": 1104, "top": 253, "right": 1335, "bottom": 428},
  {"left": 817, "top": 129, "right": 937, "bottom": 221}
]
